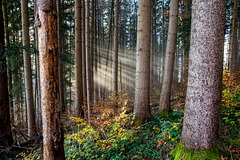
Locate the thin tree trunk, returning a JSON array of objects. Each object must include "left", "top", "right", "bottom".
[
  {"left": 36, "top": 0, "right": 66, "bottom": 158},
  {"left": 75, "top": 0, "right": 84, "bottom": 117},
  {"left": 181, "top": 0, "right": 225, "bottom": 150},
  {"left": 134, "top": 0, "right": 152, "bottom": 123},
  {"left": 21, "top": 0, "right": 37, "bottom": 137},
  {"left": 86, "top": 0, "right": 91, "bottom": 124},
  {"left": 0, "top": 0, "right": 13, "bottom": 146},
  {"left": 57, "top": 0, "right": 65, "bottom": 113},
  {"left": 159, "top": 0, "right": 179, "bottom": 115},
  {"left": 94, "top": 0, "right": 99, "bottom": 103},
  {"left": 2, "top": 2, "right": 14, "bottom": 122},
  {"left": 113, "top": 0, "right": 120, "bottom": 100},
  {"left": 82, "top": 0, "right": 87, "bottom": 105}
]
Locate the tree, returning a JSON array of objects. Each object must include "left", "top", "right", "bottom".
[
  {"left": 35, "top": 0, "right": 65, "bottom": 158},
  {"left": 75, "top": 0, "right": 84, "bottom": 117},
  {"left": 173, "top": 0, "right": 226, "bottom": 156},
  {"left": 0, "top": 0, "right": 13, "bottom": 147},
  {"left": 133, "top": 0, "right": 151, "bottom": 123},
  {"left": 158, "top": 0, "right": 179, "bottom": 117},
  {"left": 57, "top": 0, "right": 66, "bottom": 113},
  {"left": 21, "top": 0, "right": 37, "bottom": 137},
  {"left": 113, "top": 0, "right": 120, "bottom": 100},
  {"left": 86, "top": 0, "right": 91, "bottom": 124}
]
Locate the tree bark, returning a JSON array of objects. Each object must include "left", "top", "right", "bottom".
[
  {"left": 75, "top": 0, "right": 84, "bottom": 117},
  {"left": 113, "top": 0, "right": 119, "bottom": 100},
  {"left": 86, "top": 0, "right": 91, "bottom": 124},
  {"left": 0, "top": 0, "right": 13, "bottom": 147},
  {"left": 36, "top": 0, "right": 66, "bottom": 158},
  {"left": 181, "top": 0, "right": 226, "bottom": 150},
  {"left": 21, "top": 0, "right": 37, "bottom": 137},
  {"left": 82, "top": 0, "right": 87, "bottom": 104},
  {"left": 159, "top": 0, "right": 179, "bottom": 115},
  {"left": 134, "top": 0, "right": 152, "bottom": 122}
]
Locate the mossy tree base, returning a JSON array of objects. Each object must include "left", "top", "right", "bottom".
[
  {"left": 157, "top": 109, "right": 170, "bottom": 118},
  {"left": 170, "top": 142, "right": 221, "bottom": 160}
]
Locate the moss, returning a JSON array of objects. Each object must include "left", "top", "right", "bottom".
[
  {"left": 157, "top": 109, "right": 169, "bottom": 118},
  {"left": 134, "top": 118, "right": 143, "bottom": 126},
  {"left": 170, "top": 141, "right": 221, "bottom": 160}
]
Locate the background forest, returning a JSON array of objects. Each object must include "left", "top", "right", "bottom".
[{"left": 0, "top": 0, "right": 239, "bottom": 159}]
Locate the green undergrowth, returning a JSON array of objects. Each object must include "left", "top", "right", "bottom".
[
  {"left": 170, "top": 141, "right": 221, "bottom": 160},
  {"left": 14, "top": 84, "right": 240, "bottom": 159},
  {"left": 64, "top": 110, "right": 184, "bottom": 160},
  {"left": 158, "top": 108, "right": 170, "bottom": 118}
]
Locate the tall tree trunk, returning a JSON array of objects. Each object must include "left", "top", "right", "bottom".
[
  {"left": 134, "top": 0, "right": 152, "bottom": 123},
  {"left": 21, "top": 0, "right": 37, "bottom": 137},
  {"left": 82, "top": 0, "right": 87, "bottom": 105},
  {"left": 181, "top": 0, "right": 225, "bottom": 150},
  {"left": 86, "top": 0, "right": 91, "bottom": 124},
  {"left": 75, "top": 0, "right": 84, "bottom": 117},
  {"left": 94, "top": 0, "right": 99, "bottom": 103},
  {"left": 2, "top": 2, "right": 14, "bottom": 122},
  {"left": 0, "top": 0, "right": 13, "bottom": 147},
  {"left": 113, "top": 0, "right": 119, "bottom": 100},
  {"left": 57, "top": 0, "right": 65, "bottom": 113},
  {"left": 229, "top": 0, "right": 238, "bottom": 73},
  {"left": 90, "top": 0, "right": 95, "bottom": 103},
  {"left": 36, "top": 0, "right": 66, "bottom": 158},
  {"left": 158, "top": 0, "right": 179, "bottom": 116}
]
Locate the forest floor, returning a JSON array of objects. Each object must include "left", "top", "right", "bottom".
[{"left": 1, "top": 72, "right": 240, "bottom": 160}]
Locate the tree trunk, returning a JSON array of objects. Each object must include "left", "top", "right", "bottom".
[
  {"left": 0, "top": 0, "right": 13, "bottom": 147},
  {"left": 229, "top": 0, "right": 238, "bottom": 73},
  {"left": 36, "top": 0, "right": 66, "bottom": 158},
  {"left": 134, "top": 0, "right": 151, "bottom": 123},
  {"left": 2, "top": 2, "right": 14, "bottom": 122},
  {"left": 158, "top": 0, "right": 179, "bottom": 116},
  {"left": 113, "top": 0, "right": 119, "bottom": 100},
  {"left": 57, "top": 0, "right": 65, "bottom": 113},
  {"left": 82, "top": 0, "right": 87, "bottom": 105},
  {"left": 75, "top": 0, "right": 84, "bottom": 117},
  {"left": 181, "top": 0, "right": 225, "bottom": 150},
  {"left": 86, "top": 0, "right": 91, "bottom": 124},
  {"left": 21, "top": 0, "right": 37, "bottom": 137}
]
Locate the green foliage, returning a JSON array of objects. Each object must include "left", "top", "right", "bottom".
[
  {"left": 222, "top": 85, "right": 240, "bottom": 140},
  {"left": 158, "top": 108, "right": 170, "bottom": 118},
  {"left": 170, "top": 142, "right": 221, "bottom": 160},
  {"left": 64, "top": 107, "right": 135, "bottom": 160},
  {"left": 64, "top": 109, "right": 184, "bottom": 160}
]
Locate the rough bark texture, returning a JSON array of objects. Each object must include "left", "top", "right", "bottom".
[
  {"left": 133, "top": 0, "right": 152, "bottom": 122},
  {"left": 75, "top": 0, "right": 84, "bottom": 117},
  {"left": 229, "top": 0, "right": 238, "bottom": 73},
  {"left": 0, "top": 0, "right": 13, "bottom": 147},
  {"left": 113, "top": 0, "right": 119, "bottom": 99},
  {"left": 37, "top": 0, "right": 65, "bottom": 158},
  {"left": 159, "top": 0, "right": 179, "bottom": 114},
  {"left": 181, "top": 0, "right": 226, "bottom": 150},
  {"left": 21, "top": 0, "right": 37, "bottom": 137}
]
